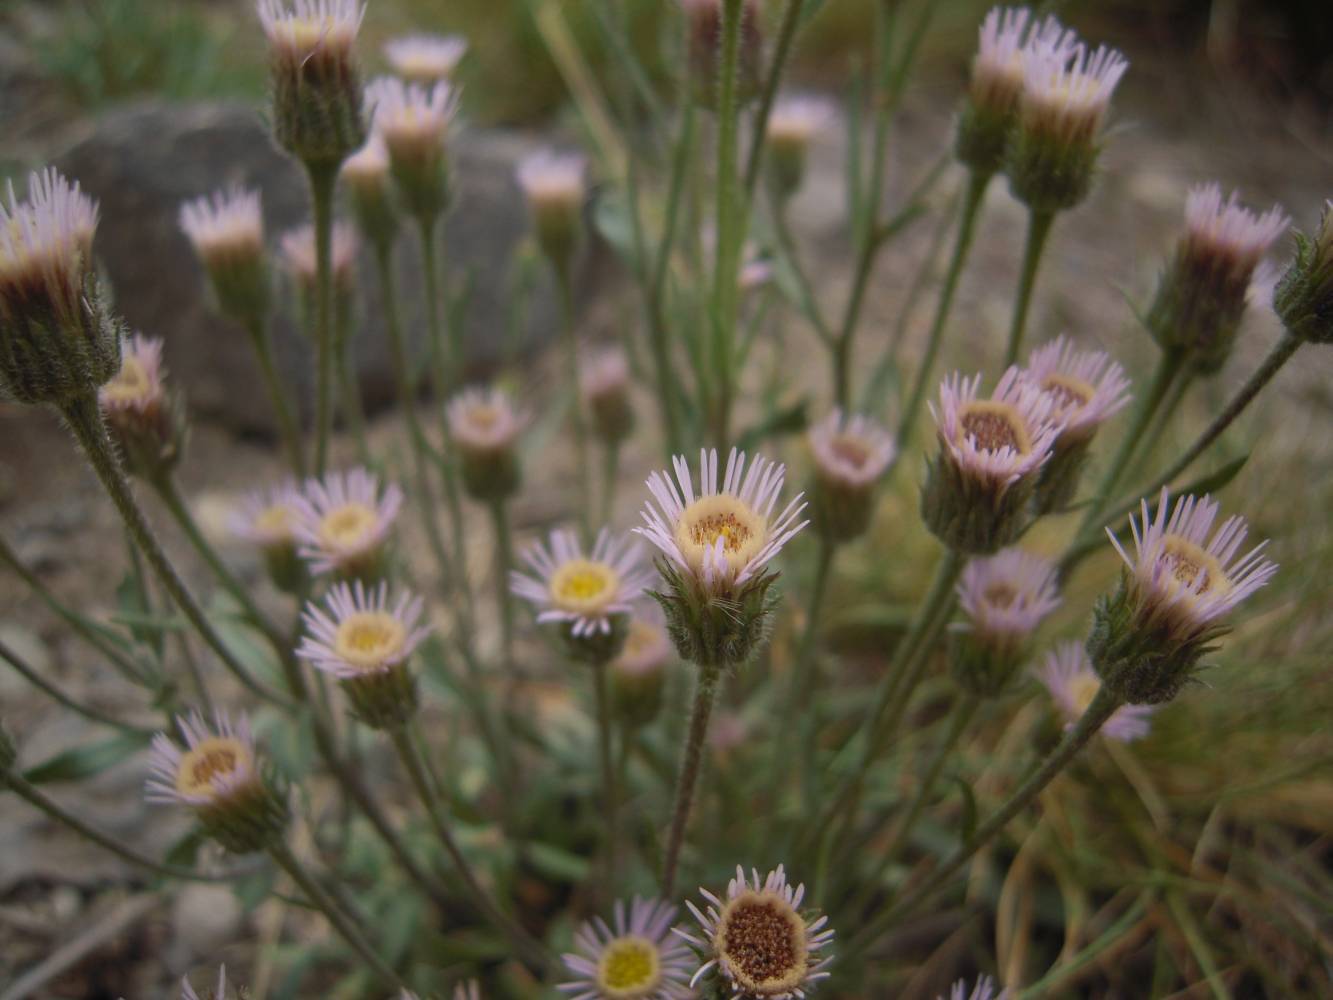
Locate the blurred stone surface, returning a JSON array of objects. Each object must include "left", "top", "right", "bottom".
[{"left": 55, "top": 100, "right": 555, "bottom": 436}]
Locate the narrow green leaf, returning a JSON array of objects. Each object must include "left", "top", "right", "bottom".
[
  {"left": 953, "top": 775, "right": 979, "bottom": 844},
  {"left": 22, "top": 729, "right": 151, "bottom": 785}
]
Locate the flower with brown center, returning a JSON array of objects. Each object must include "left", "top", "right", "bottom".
[{"left": 807, "top": 409, "right": 896, "bottom": 544}]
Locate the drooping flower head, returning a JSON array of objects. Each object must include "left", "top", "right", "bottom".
[
  {"left": 146, "top": 711, "right": 287, "bottom": 852},
  {"left": 807, "top": 409, "right": 896, "bottom": 543},
  {"left": 581, "top": 345, "right": 635, "bottom": 445},
  {"left": 98, "top": 333, "right": 184, "bottom": 479},
  {"left": 941, "top": 975, "right": 1010, "bottom": 1000},
  {"left": 1008, "top": 40, "right": 1128, "bottom": 211},
  {"left": 952, "top": 547, "right": 1060, "bottom": 695},
  {"left": 922, "top": 368, "right": 1061, "bottom": 553},
  {"left": 681, "top": 865, "right": 834, "bottom": 999},
  {"left": 365, "top": 75, "right": 460, "bottom": 221},
  {"left": 1274, "top": 199, "right": 1333, "bottom": 345},
  {"left": 292, "top": 466, "right": 403, "bottom": 579},
  {"left": 765, "top": 94, "right": 836, "bottom": 197},
  {"left": 257, "top": 0, "right": 366, "bottom": 167},
  {"left": 1147, "top": 183, "right": 1290, "bottom": 372},
  {"left": 446, "top": 385, "right": 525, "bottom": 502},
  {"left": 611, "top": 611, "right": 674, "bottom": 727},
  {"left": 182, "top": 965, "right": 229, "bottom": 1000},
  {"left": 680, "top": 0, "right": 763, "bottom": 109},
  {"left": 299, "top": 580, "right": 430, "bottom": 726},
  {"left": 179, "top": 187, "right": 269, "bottom": 321},
  {"left": 340, "top": 134, "right": 397, "bottom": 248},
  {"left": 1037, "top": 642, "right": 1154, "bottom": 742},
  {"left": 517, "top": 149, "right": 588, "bottom": 273},
  {"left": 512, "top": 527, "right": 651, "bottom": 662},
  {"left": 0, "top": 167, "right": 119, "bottom": 405},
  {"left": 384, "top": 33, "right": 468, "bottom": 84},
  {"left": 560, "top": 896, "right": 693, "bottom": 1000},
  {"left": 1089, "top": 488, "right": 1278, "bottom": 704},
  {"left": 230, "top": 481, "right": 305, "bottom": 591},
  {"left": 1022, "top": 335, "right": 1131, "bottom": 512}
]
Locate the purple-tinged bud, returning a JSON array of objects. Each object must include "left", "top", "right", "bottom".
[
  {"left": 580, "top": 346, "right": 634, "bottom": 446},
  {"left": 179, "top": 187, "right": 270, "bottom": 324},
  {"left": 447, "top": 387, "right": 525, "bottom": 503},
  {"left": 365, "top": 76, "right": 459, "bottom": 223},
  {"left": 765, "top": 94, "right": 835, "bottom": 200},
  {"left": 516, "top": 150, "right": 587, "bottom": 278},
  {"left": 98, "top": 334, "right": 187, "bottom": 480},
  {"left": 951, "top": 546, "right": 1060, "bottom": 696},
  {"left": 1273, "top": 199, "right": 1333, "bottom": 345},
  {"left": 340, "top": 135, "right": 398, "bottom": 250},
  {"left": 807, "top": 409, "right": 895, "bottom": 544}
]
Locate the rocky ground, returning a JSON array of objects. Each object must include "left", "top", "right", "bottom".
[{"left": 1, "top": 34, "right": 1331, "bottom": 1000}]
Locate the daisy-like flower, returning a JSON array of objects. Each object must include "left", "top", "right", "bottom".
[
  {"left": 1009, "top": 40, "right": 1128, "bottom": 211},
  {"left": 179, "top": 187, "right": 269, "bottom": 320},
  {"left": 560, "top": 896, "right": 692, "bottom": 1000},
  {"left": 298, "top": 580, "right": 430, "bottom": 726},
  {"left": 611, "top": 612, "right": 674, "bottom": 726},
  {"left": 340, "top": 134, "right": 397, "bottom": 247},
  {"left": 452, "top": 982, "right": 482, "bottom": 1000},
  {"left": 581, "top": 345, "right": 634, "bottom": 445},
  {"left": 292, "top": 466, "right": 403, "bottom": 579},
  {"left": 681, "top": 865, "right": 833, "bottom": 999},
  {"left": 953, "top": 546, "right": 1060, "bottom": 695},
  {"left": 923, "top": 368, "right": 1061, "bottom": 553},
  {"left": 1147, "top": 183, "right": 1290, "bottom": 372},
  {"left": 1037, "top": 642, "right": 1154, "bottom": 742},
  {"left": 257, "top": 1, "right": 366, "bottom": 166},
  {"left": 940, "top": 974, "right": 1010, "bottom": 1000},
  {"left": 182, "top": 965, "right": 228, "bottom": 1000},
  {"left": 98, "top": 333, "right": 183, "bottom": 479},
  {"left": 1275, "top": 199, "right": 1333, "bottom": 345},
  {"left": 517, "top": 149, "right": 587, "bottom": 271},
  {"left": 807, "top": 409, "right": 896, "bottom": 543},
  {"left": 512, "top": 527, "right": 652, "bottom": 661},
  {"left": 146, "top": 711, "right": 287, "bottom": 852},
  {"left": 365, "top": 75, "right": 459, "bottom": 220},
  {"left": 230, "top": 481, "right": 305, "bottom": 590},
  {"left": 447, "top": 385, "right": 525, "bottom": 501},
  {"left": 765, "top": 94, "right": 836, "bottom": 197},
  {"left": 279, "top": 220, "right": 358, "bottom": 295},
  {"left": 0, "top": 167, "right": 118, "bottom": 405},
  {"left": 1090, "top": 488, "right": 1278, "bottom": 704},
  {"left": 384, "top": 33, "right": 468, "bottom": 84}
]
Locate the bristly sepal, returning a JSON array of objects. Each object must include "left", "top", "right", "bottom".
[{"left": 650, "top": 558, "right": 780, "bottom": 669}]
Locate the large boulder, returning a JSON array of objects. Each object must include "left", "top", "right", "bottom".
[{"left": 55, "top": 100, "right": 555, "bottom": 435}]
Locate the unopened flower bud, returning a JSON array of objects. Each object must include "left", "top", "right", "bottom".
[
  {"left": 1273, "top": 199, "right": 1333, "bottom": 345},
  {"left": 1022, "top": 335, "right": 1131, "bottom": 513},
  {"left": 366, "top": 76, "right": 458, "bottom": 223},
  {"left": 340, "top": 135, "right": 398, "bottom": 250},
  {"left": 951, "top": 547, "right": 1060, "bottom": 696},
  {"left": 516, "top": 150, "right": 586, "bottom": 278},
  {"left": 230, "top": 482, "right": 307, "bottom": 592},
  {"left": 921, "top": 369, "right": 1061, "bottom": 554},
  {"left": 147, "top": 711, "right": 288, "bottom": 853},
  {"left": 1146, "top": 184, "right": 1289, "bottom": 373},
  {"left": 98, "top": 334, "right": 187, "bottom": 480},
  {"left": 180, "top": 187, "right": 270, "bottom": 324},
  {"left": 279, "top": 221, "right": 359, "bottom": 313},
  {"left": 257, "top": 0, "right": 365, "bottom": 170},
  {"left": 1007, "top": 42, "right": 1127, "bottom": 213},
  {"left": 1089, "top": 489, "right": 1277, "bottom": 705},
  {"left": 0, "top": 168, "right": 121, "bottom": 405},
  {"left": 765, "top": 95, "right": 834, "bottom": 200},
  {"left": 292, "top": 466, "right": 403, "bottom": 582},
  {"left": 447, "top": 387, "right": 524, "bottom": 503},
  {"left": 580, "top": 346, "right": 634, "bottom": 445},
  {"left": 807, "top": 409, "right": 896, "bottom": 544},
  {"left": 383, "top": 34, "right": 468, "bottom": 85},
  {"left": 610, "top": 616, "right": 672, "bottom": 726},
  {"left": 299, "top": 581, "right": 430, "bottom": 728},
  {"left": 681, "top": 0, "right": 763, "bottom": 110}
]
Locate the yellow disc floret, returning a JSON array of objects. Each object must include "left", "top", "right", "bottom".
[
  {"left": 175, "top": 737, "right": 252, "bottom": 802},
  {"left": 1156, "top": 536, "right": 1231, "bottom": 605},
  {"left": 333, "top": 611, "right": 407, "bottom": 672},
  {"left": 675, "top": 494, "right": 767, "bottom": 578},
  {"left": 319, "top": 502, "right": 377, "bottom": 551},
  {"left": 958, "top": 401, "right": 1032, "bottom": 454},
  {"left": 714, "top": 890, "right": 809, "bottom": 996},
  {"left": 549, "top": 559, "right": 620, "bottom": 614},
  {"left": 101, "top": 356, "right": 154, "bottom": 408},
  {"left": 596, "top": 936, "right": 662, "bottom": 999}
]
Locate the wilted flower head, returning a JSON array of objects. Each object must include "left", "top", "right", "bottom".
[
  {"left": 1147, "top": 183, "right": 1289, "bottom": 372},
  {"left": 581, "top": 345, "right": 635, "bottom": 445},
  {"left": 681, "top": 864, "right": 834, "bottom": 999},
  {"left": 1274, "top": 199, "right": 1333, "bottom": 344},
  {"left": 147, "top": 711, "right": 287, "bottom": 852},
  {"left": 808, "top": 410, "right": 895, "bottom": 543},
  {"left": 517, "top": 149, "right": 587, "bottom": 272},
  {"left": 1089, "top": 488, "right": 1278, "bottom": 704},
  {"left": 922, "top": 368, "right": 1061, "bottom": 553},
  {"left": 941, "top": 974, "right": 1010, "bottom": 1000},
  {"left": 365, "top": 75, "right": 459, "bottom": 220},
  {"left": 766, "top": 94, "right": 835, "bottom": 197},
  {"left": 384, "top": 33, "right": 468, "bottom": 84},
  {"left": 292, "top": 466, "right": 403, "bottom": 579},
  {"left": 0, "top": 167, "right": 119, "bottom": 405},
  {"left": 182, "top": 965, "right": 228, "bottom": 1000},
  {"left": 98, "top": 333, "right": 184, "bottom": 479},
  {"left": 560, "top": 896, "right": 693, "bottom": 999},
  {"left": 1008, "top": 41, "right": 1128, "bottom": 211},
  {"left": 257, "top": 0, "right": 366, "bottom": 166},
  {"left": 340, "top": 134, "right": 397, "bottom": 246},
  {"left": 1037, "top": 642, "right": 1154, "bottom": 742},
  {"left": 446, "top": 385, "right": 525, "bottom": 501},
  {"left": 279, "top": 221, "right": 359, "bottom": 294},
  {"left": 680, "top": 0, "right": 763, "bottom": 109}
]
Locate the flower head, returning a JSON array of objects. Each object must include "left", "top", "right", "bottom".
[
  {"left": 230, "top": 481, "right": 305, "bottom": 590},
  {"left": 611, "top": 612, "right": 674, "bottom": 727},
  {"left": 384, "top": 33, "right": 468, "bottom": 84},
  {"left": 807, "top": 409, "right": 895, "bottom": 543},
  {"left": 279, "top": 220, "right": 359, "bottom": 294},
  {"left": 581, "top": 345, "right": 635, "bottom": 444},
  {"left": 365, "top": 75, "right": 459, "bottom": 219},
  {"left": 182, "top": 965, "right": 228, "bottom": 1000},
  {"left": 941, "top": 975, "right": 1010, "bottom": 1000},
  {"left": 681, "top": 865, "right": 833, "bottom": 999},
  {"left": 341, "top": 134, "right": 397, "bottom": 246},
  {"left": 765, "top": 94, "right": 835, "bottom": 197},
  {"left": 952, "top": 546, "right": 1060, "bottom": 695},
  {"left": 518, "top": 149, "right": 587, "bottom": 271},
  {"left": 292, "top": 467, "right": 403, "bottom": 579},
  {"left": 1274, "top": 199, "right": 1333, "bottom": 344},
  {"left": 922, "top": 369, "right": 1061, "bottom": 553},
  {"left": 0, "top": 167, "right": 119, "bottom": 405},
  {"left": 1037, "top": 642, "right": 1154, "bottom": 742},
  {"left": 560, "top": 896, "right": 693, "bottom": 1000},
  {"left": 446, "top": 385, "right": 525, "bottom": 501},
  {"left": 1089, "top": 488, "right": 1278, "bottom": 704},
  {"left": 179, "top": 186, "right": 269, "bottom": 320},
  {"left": 98, "top": 333, "right": 184, "bottom": 479}
]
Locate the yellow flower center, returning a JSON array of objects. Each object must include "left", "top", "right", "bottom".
[
  {"left": 319, "top": 502, "right": 378, "bottom": 551},
  {"left": 1069, "top": 673, "right": 1101, "bottom": 716},
  {"left": 715, "top": 890, "right": 808, "bottom": 995},
  {"left": 1157, "top": 536, "right": 1231, "bottom": 602},
  {"left": 175, "top": 737, "right": 251, "bottom": 801},
  {"left": 675, "top": 494, "right": 766, "bottom": 578},
  {"left": 466, "top": 404, "right": 502, "bottom": 430},
  {"left": 982, "top": 583, "right": 1018, "bottom": 609},
  {"left": 101, "top": 357, "right": 154, "bottom": 407},
  {"left": 828, "top": 433, "right": 871, "bottom": 469},
  {"left": 254, "top": 504, "right": 293, "bottom": 540},
  {"left": 1042, "top": 373, "right": 1096, "bottom": 421},
  {"left": 287, "top": 17, "right": 340, "bottom": 52},
  {"left": 549, "top": 559, "right": 620, "bottom": 614},
  {"left": 333, "top": 611, "right": 407, "bottom": 672},
  {"left": 596, "top": 936, "right": 662, "bottom": 999},
  {"left": 958, "top": 401, "right": 1031, "bottom": 454}
]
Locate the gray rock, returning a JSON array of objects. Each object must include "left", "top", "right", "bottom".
[{"left": 54, "top": 100, "right": 556, "bottom": 436}]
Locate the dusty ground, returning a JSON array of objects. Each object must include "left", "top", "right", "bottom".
[{"left": 1, "top": 37, "right": 1331, "bottom": 1000}]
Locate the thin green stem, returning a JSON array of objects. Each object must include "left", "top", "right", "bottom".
[
  {"left": 489, "top": 500, "right": 515, "bottom": 672},
  {"left": 599, "top": 438, "right": 621, "bottom": 529},
  {"left": 897, "top": 170, "right": 993, "bottom": 447},
  {"left": 741, "top": 0, "right": 803, "bottom": 200},
  {"left": 591, "top": 656, "right": 619, "bottom": 895},
  {"left": 306, "top": 163, "right": 338, "bottom": 477},
  {"left": 243, "top": 311, "right": 305, "bottom": 478},
  {"left": 1002, "top": 208, "right": 1056, "bottom": 368},
  {"left": 268, "top": 840, "right": 409, "bottom": 990},
  {"left": 710, "top": 0, "right": 746, "bottom": 451},
  {"left": 59, "top": 395, "right": 292, "bottom": 708},
  {"left": 787, "top": 540, "right": 837, "bottom": 713},
  {"left": 661, "top": 661, "right": 721, "bottom": 897},
  {"left": 389, "top": 724, "right": 553, "bottom": 974},
  {"left": 0, "top": 636, "right": 154, "bottom": 735},
  {"left": 334, "top": 296, "right": 370, "bottom": 465},
  {"left": 556, "top": 267, "right": 592, "bottom": 542},
  {"left": 7, "top": 775, "right": 252, "bottom": 883}
]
